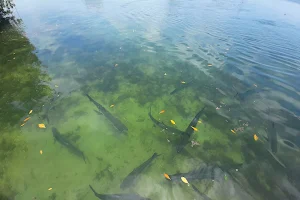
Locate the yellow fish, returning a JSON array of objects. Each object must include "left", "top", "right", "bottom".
[
  {"left": 181, "top": 177, "right": 189, "bottom": 186},
  {"left": 198, "top": 120, "right": 202, "bottom": 124},
  {"left": 20, "top": 123, "right": 25, "bottom": 127},
  {"left": 23, "top": 117, "right": 30, "bottom": 122},
  {"left": 181, "top": 81, "right": 186, "bottom": 84},
  {"left": 164, "top": 173, "right": 171, "bottom": 180},
  {"left": 40, "top": 150, "right": 43, "bottom": 155},
  {"left": 38, "top": 124, "right": 46, "bottom": 128},
  {"left": 159, "top": 110, "right": 165, "bottom": 114},
  {"left": 110, "top": 104, "right": 115, "bottom": 108},
  {"left": 170, "top": 120, "right": 176, "bottom": 125},
  {"left": 254, "top": 134, "right": 258, "bottom": 141},
  {"left": 29, "top": 110, "right": 33, "bottom": 114},
  {"left": 48, "top": 188, "right": 52, "bottom": 191},
  {"left": 231, "top": 129, "right": 236, "bottom": 134},
  {"left": 191, "top": 126, "right": 198, "bottom": 131}
]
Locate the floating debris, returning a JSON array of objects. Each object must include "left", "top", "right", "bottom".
[
  {"left": 254, "top": 134, "right": 258, "bottom": 141},
  {"left": 115, "top": 64, "right": 118, "bottom": 67},
  {"left": 29, "top": 110, "right": 33, "bottom": 114},
  {"left": 40, "top": 150, "right": 43, "bottom": 155},
  {"left": 48, "top": 188, "right": 52, "bottom": 191},
  {"left": 191, "top": 140, "right": 200, "bottom": 147},
  {"left": 216, "top": 107, "right": 220, "bottom": 110},
  {"left": 55, "top": 85, "right": 59, "bottom": 88},
  {"left": 164, "top": 73, "right": 167, "bottom": 76},
  {"left": 24, "top": 117, "right": 30, "bottom": 122},
  {"left": 181, "top": 81, "right": 186, "bottom": 84},
  {"left": 191, "top": 126, "right": 198, "bottom": 131},
  {"left": 38, "top": 124, "right": 46, "bottom": 129},
  {"left": 231, "top": 129, "right": 236, "bottom": 134},
  {"left": 170, "top": 120, "right": 176, "bottom": 125},
  {"left": 159, "top": 110, "right": 165, "bottom": 114},
  {"left": 164, "top": 173, "right": 171, "bottom": 180},
  {"left": 110, "top": 104, "right": 115, "bottom": 108},
  {"left": 181, "top": 177, "right": 189, "bottom": 186}
]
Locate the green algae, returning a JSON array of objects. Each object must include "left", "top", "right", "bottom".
[{"left": 0, "top": 17, "right": 284, "bottom": 200}]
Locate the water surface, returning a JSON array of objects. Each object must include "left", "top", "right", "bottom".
[{"left": 1, "top": 0, "right": 300, "bottom": 199}]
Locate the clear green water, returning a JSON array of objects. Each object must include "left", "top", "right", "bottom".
[{"left": 1, "top": 0, "right": 300, "bottom": 199}]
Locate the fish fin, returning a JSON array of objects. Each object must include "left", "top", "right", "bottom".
[
  {"left": 89, "top": 185, "right": 98, "bottom": 196},
  {"left": 82, "top": 153, "right": 87, "bottom": 164},
  {"left": 94, "top": 110, "right": 103, "bottom": 115},
  {"left": 155, "top": 153, "right": 162, "bottom": 157}
]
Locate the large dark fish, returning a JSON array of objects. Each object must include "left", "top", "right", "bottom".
[
  {"left": 89, "top": 185, "right": 150, "bottom": 200},
  {"left": 262, "top": 123, "right": 286, "bottom": 168},
  {"left": 234, "top": 88, "right": 268, "bottom": 101},
  {"left": 268, "top": 122, "right": 278, "bottom": 153},
  {"left": 191, "top": 184, "right": 212, "bottom": 200},
  {"left": 52, "top": 127, "right": 86, "bottom": 163},
  {"left": 170, "top": 80, "right": 195, "bottom": 95},
  {"left": 176, "top": 106, "right": 206, "bottom": 153},
  {"left": 148, "top": 107, "right": 184, "bottom": 135},
  {"left": 120, "top": 153, "right": 160, "bottom": 189},
  {"left": 167, "top": 165, "right": 224, "bottom": 183},
  {"left": 86, "top": 94, "right": 128, "bottom": 133}
]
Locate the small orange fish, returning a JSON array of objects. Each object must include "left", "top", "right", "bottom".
[
  {"left": 191, "top": 126, "right": 198, "bottom": 131},
  {"left": 159, "top": 110, "right": 165, "bottom": 114},
  {"left": 29, "top": 110, "right": 33, "bottom": 114},
  {"left": 40, "top": 150, "right": 43, "bottom": 155},
  {"left": 110, "top": 104, "right": 115, "bottom": 108},
  {"left": 20, "top": 123, "right": 25, "bottom": 127},
  {"left": 231, "top": 129, "right": 236, "bottom": 134},
  {"left": 23, "top": 117, "right": 30, "bottom": 122},
  {"left": 38, "top": 124, "right": 46, "bottom": 128},
  {"left": 170, "top": 120, "right": 176, "bottom": 125},
  {"left": 254, "top": 134, "right": 258, "bottom": 141},
  {"left": 164, "top": 173, "right": 171, "bottom": 180}
]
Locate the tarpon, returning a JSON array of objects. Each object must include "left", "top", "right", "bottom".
[
  {"left": 191, "top": 184, "right": 212, "bottom": 200},
  {"left": 268, "top": 122, "right": 278, "bottom": 153},
  {"left": 89, "top": 185, "right": 150, "bottom": 200},
  {"left": 86, "top": 94, "right": 128, "bottom": 133},
  {"left": 167, "top": 165, "right": 224, "bottom": 183},
  {"left": 262, "top": 122, "right": 285, "bottom": 168},
  {"left": 52, "top": 127, "right": 86, "bottom": 163},
  {"left": 234, "top": 88, "right": 268, "bottom": 101},
  {"left": 170, "top": 80, "right": 195, "bottom": 95},
  {"left": 176, "top": 106, "right": 206, "bottom": 153},
  {"left": 120, "top": 153, "right": 160, "bottom": 189},
  {"left": 148, "top": 107, "right": 184, "bottom": 135}
]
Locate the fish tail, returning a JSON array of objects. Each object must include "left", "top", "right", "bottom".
[
  {"left": 154, "top": 152, "right": 161, "bottom": 157},
  {"left": 89, "top": 185, "right": 98, "bottom": 196},
  {"left": 82, "top": 154, "right": 87, "bottom": 164}
]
